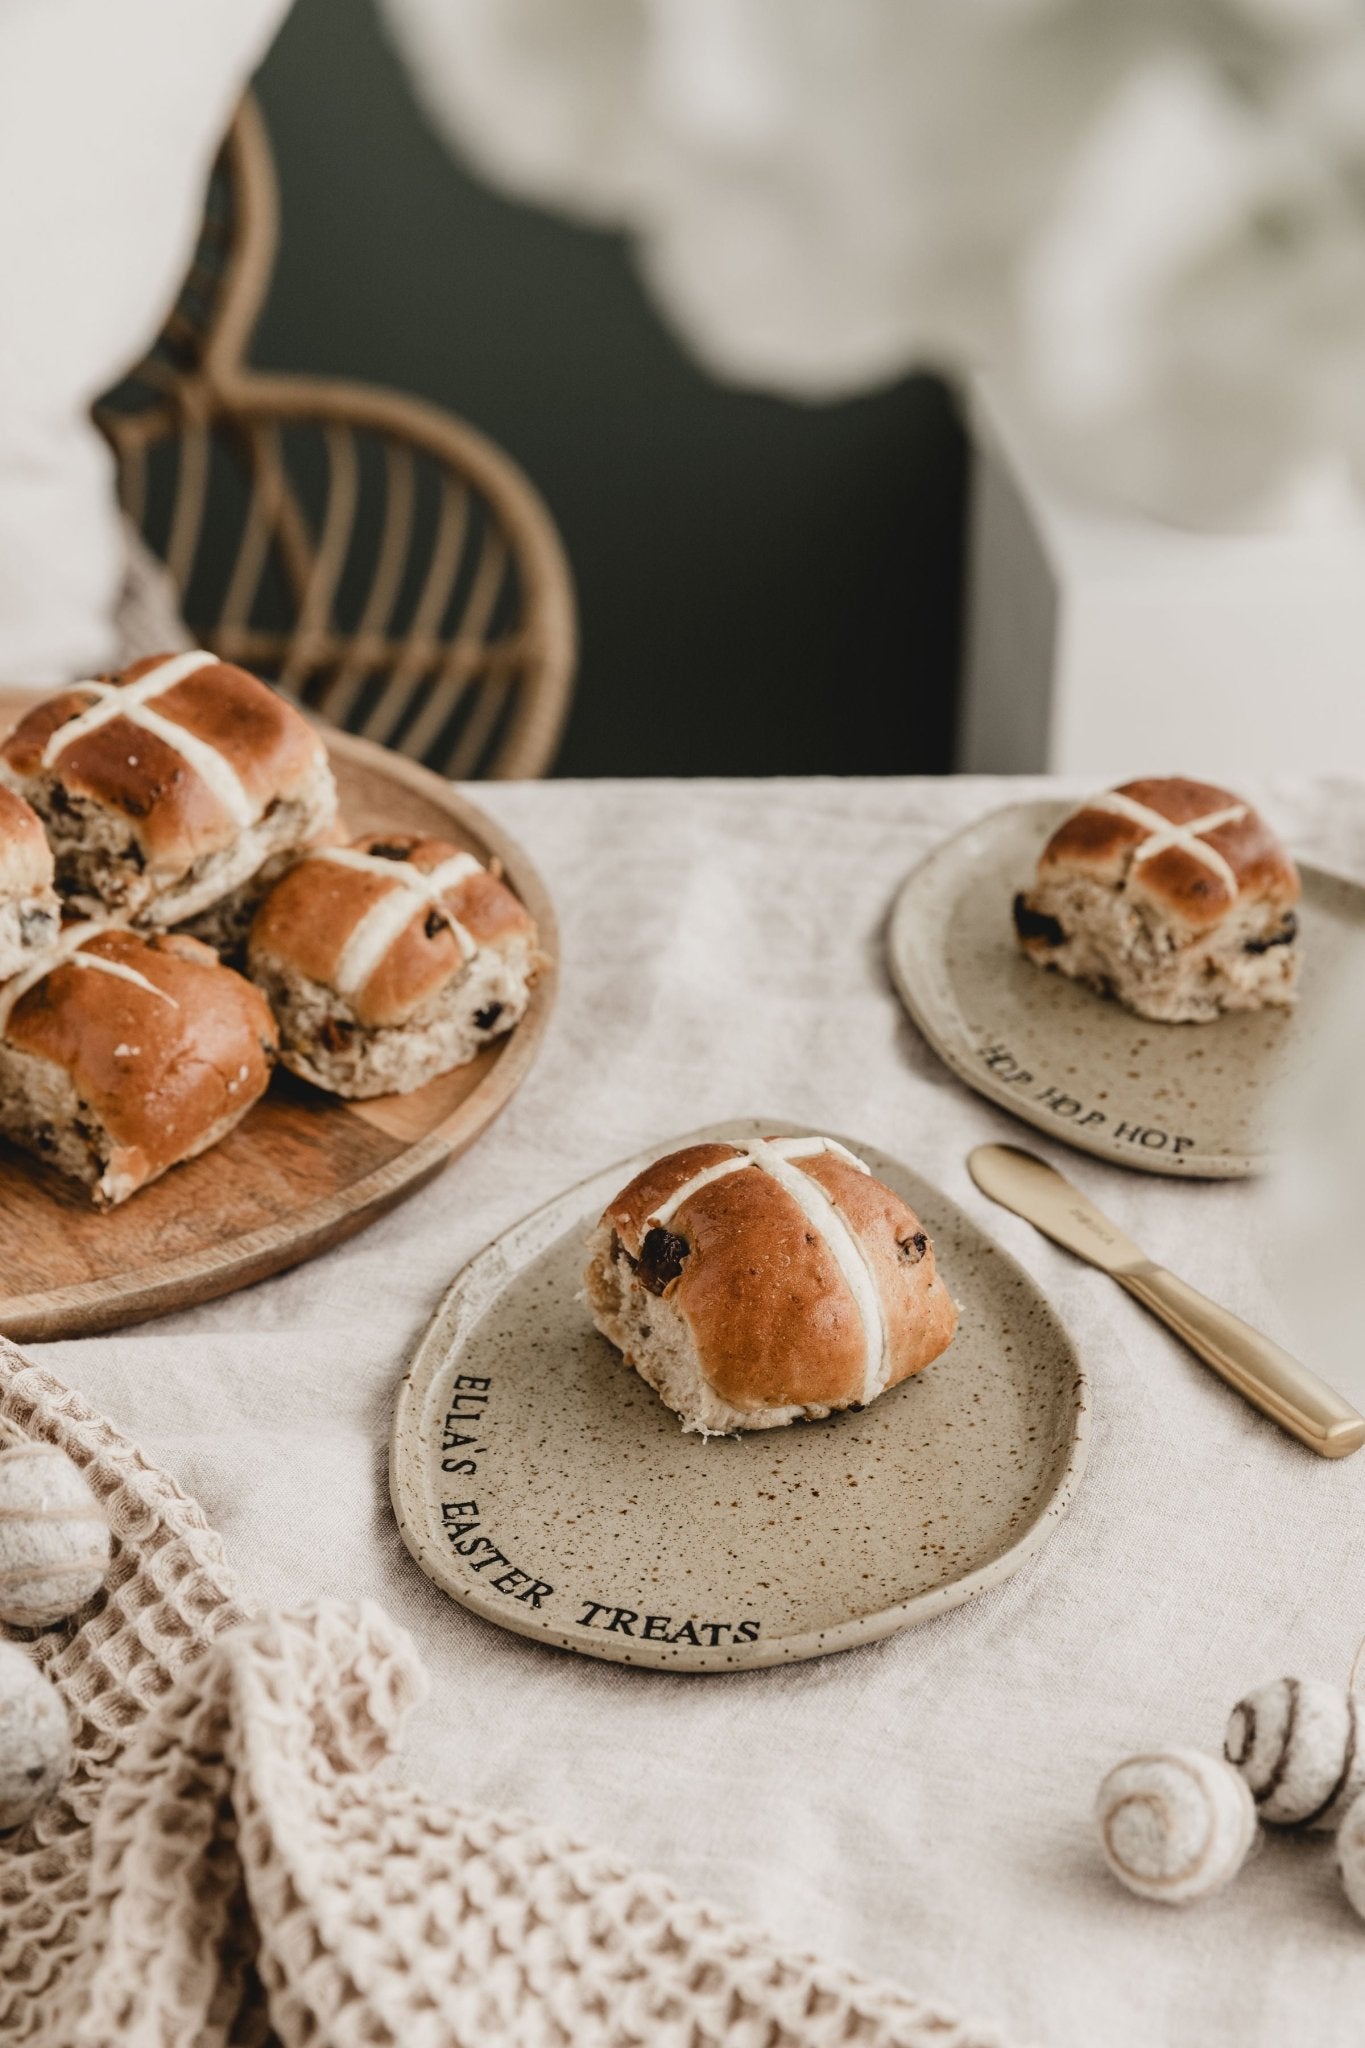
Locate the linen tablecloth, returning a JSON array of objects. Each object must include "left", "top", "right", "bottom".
[{"left": 29, "top": 775, "right": 1365, "bottom": 2048}]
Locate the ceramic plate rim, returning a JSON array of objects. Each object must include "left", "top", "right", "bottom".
[
  {"left": 389, "top": 1117, "right": 1091, "bottom": 1673},
  {"left": 887, "top": 797, "right": 1359, "bottom": 1181}
]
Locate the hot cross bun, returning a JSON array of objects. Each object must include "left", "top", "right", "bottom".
[
  {"left": 0, "top": 784, "right": 60, "bottom": 978},
  {"left": 0, "top": 651, "right": 337, "bottom": 927},
  {"left": 246, "top": 832, "right": 538, "bottom": 1097},
  {"left": 0, "top": 925, "right": 276, "bottom": 1206},
  {"left": 584, "top": 1134, "right": 958, "bottom": 1434},
  {"left": 1013, "top": 778, "right": 1300, "bottom": 1023}
]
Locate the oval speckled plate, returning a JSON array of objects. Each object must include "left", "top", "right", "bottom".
[
  {"left": 389, "top": 1118, "right": 1088, "bottom": 1673},
  {"left": 889, "top": 800, "right": 1365, "bottom": 1180}
]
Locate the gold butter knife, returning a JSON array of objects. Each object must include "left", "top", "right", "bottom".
[{"left": 968, "top": 1143, "right": 1365, "bottom": 1459}]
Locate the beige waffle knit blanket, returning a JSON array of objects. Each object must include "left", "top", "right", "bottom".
[{"left": 0, "top": 1342, "right": 1009, "bottom": 2048}]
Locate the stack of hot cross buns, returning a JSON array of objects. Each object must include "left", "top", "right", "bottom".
[{"left": 0, "top": 652, "right": 539, "bottom": 1205}]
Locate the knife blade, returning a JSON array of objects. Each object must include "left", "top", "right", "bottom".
[{"left": 968, "top": 1143, "right": 1365, "bottom": 1460}]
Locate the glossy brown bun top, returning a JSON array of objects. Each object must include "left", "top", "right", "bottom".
[
  {"left": 1038, "top": 777, "right": 1300, "bottom": 929},
  {"left": 3, "top": 926, "right": 277, "bottom": 1193},
  {"left": 0, "top": 783, "right": 55, "bottom": 895},
  {"left": 602, "top": 1135, "right": 958, "bottom": 1415},
  {"left": 249, "top": 832, "right": 536, "bottom": 1028},
  {"left": 1, "top": 652, "right": 329, "bottom": 863}
]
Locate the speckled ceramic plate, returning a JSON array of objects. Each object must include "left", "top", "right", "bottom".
[
  {"left": 389, "top": 1118, "right": 1088, "bottom": 1673},
  {"left": 888, "top": 800, "right": 1365, "bottom": 1180}
]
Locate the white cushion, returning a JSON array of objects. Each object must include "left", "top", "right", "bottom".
[{"left": 0, "top": 0, "right": 289, "bottom": 685}]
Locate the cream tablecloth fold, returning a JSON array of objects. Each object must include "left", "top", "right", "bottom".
[{"left": 25, "top": 776, "right": 1365, "bottom": 2048}]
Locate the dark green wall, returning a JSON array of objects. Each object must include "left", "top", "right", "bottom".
[{"left": 251, "top": 0, "right": 966, "bottom": 776}]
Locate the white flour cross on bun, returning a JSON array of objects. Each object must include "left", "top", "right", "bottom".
[
  {"left": 41, "top": 651, "right": 260, "bottom": 829},
  {"left": 1089, "top": 789, "right": 1249, "bottom": 898},
  {"left": 312, "top": 846, "right": 485, "bottom": 997},
  {"left": 647, "top": 1135, "right": 889, "bottom": 1403},
  {"left": 0, "top": 924, "right": 179, "bottom": 1036}
]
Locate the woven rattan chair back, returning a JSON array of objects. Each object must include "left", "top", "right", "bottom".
[{"left": 97, "top": 98, "right": 575, "bottom": 781}]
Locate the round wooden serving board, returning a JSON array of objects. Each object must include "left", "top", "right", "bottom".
[
  {"left": 390, "top": 1119, "right": 1089, "bottom": 1674},
  {"left": 888, "top": 798, "right": 1365, "bottom": 1179},
  {"left": 0, "top": 715, "right": 556, "bottom": 1341}
]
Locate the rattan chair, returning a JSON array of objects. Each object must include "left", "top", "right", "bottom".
[{"left": 96, "top": 97, "right": 576, "bottom": 780}]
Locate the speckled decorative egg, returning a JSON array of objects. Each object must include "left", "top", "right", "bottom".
[
  {"left": 1226, "top": 1677, "right": 1365, "bottom": 1830},
  {"left": 1096, "top": 1748, "right": 1257, "bottom": 1904},
  {"left": 0, "top": 1640, "right": 69, "bottom": 1828},
  {"left": 0, "top": 1442, "right": 110, "bottom": 1627}
]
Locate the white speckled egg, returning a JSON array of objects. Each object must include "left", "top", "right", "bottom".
[
  {"left": 0, "top": 1640, "right": 69, "bottom": 1828},
  {"left": 0, "top": 1442, "right": 110, "bottom": 1627},
  {"left": 1096, "top": 1748, "right": 1257, "bottom": 1904},
  {"left": 1226, "top": 1677, "right": 1365, "bottom": 1830}
]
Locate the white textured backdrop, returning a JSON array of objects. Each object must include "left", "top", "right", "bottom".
[{"left": 0, "top": 0, "right": 287, "bottom": 683}]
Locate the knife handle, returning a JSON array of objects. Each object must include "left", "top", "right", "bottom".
[{"left": 1119, "top": 1265, "right": 1365, "bottom": 1459}]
